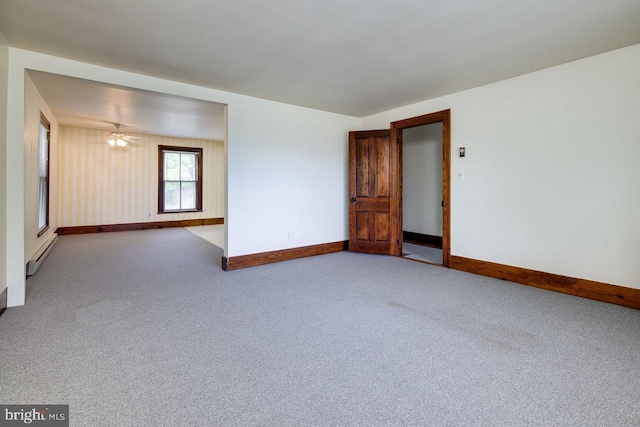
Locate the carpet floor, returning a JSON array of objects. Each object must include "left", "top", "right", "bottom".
[{"left": 1, "top": 228, "right": 639, "bottom": 426}]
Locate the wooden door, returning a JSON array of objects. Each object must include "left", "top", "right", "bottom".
[{"left": 348, "top": 130, "right": 401, "bottom": 255}]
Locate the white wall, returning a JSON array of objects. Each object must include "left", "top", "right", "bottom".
[
  {"left": 363, "top": 43, "right": 640, "bottom": 290},
  {"left": 227, "top": 97, "right": 357, "bottom": 255},
  {"left": 403, "top": 124, "right": 443, "bottom": 237},
  {"left": 24, "top": 76, "right": 59, "bottom": 262},
  {"left": 5, "top": 48, "right": 360, "bottom": 306},
  {"left": 0, "top": 31, "right": 8, "bottom": 297}
]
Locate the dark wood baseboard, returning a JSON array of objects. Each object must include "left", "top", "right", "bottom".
[
  {"left": 57, "top": 218, "right": 224, "bottom": 235},
  {"left": 403, "top": 231, "right": 443, "bottom": 249},
  {"left": 222, "top": 240, "right": 348, "bottom": 271},
  {"left": 451, "top": 256, "right": 640, "bottom": 310},
  {"left": 0, "top": 287, "right": 7, "bottom": 317}
]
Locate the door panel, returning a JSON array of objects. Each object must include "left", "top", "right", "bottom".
[
  {"left": 376, "top": 212, "right": 390, "bottom": 241},
  {"left": 355, "top": 212, "right": 369, "bottom": 240},
  {"left": 375, "top": 137, "right": 389, "bottom": 196},
  {"left": 349, "top": 130, "right": 400, "bottom": 255},
  {"left": 356, "top": 138, "right": 370, "bottom": 197}
]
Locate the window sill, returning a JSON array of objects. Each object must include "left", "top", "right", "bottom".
[
  {"left": 157, "top": 210, "right": 203, "bottom": 214},
  {"left": 37, "top": 225, "right": 50, "bottom": 238}
]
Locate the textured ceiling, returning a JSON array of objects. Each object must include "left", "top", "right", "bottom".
[{"left": 2, "top": 0, "right": 640, "bottom": 116}]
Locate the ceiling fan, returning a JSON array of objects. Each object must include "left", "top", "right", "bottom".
[{"left": 106, "top": 124, "right": 143, "bottom": 147}]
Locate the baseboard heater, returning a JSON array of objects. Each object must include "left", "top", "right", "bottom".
[{"left": 27, "top": 233, "right": 58, "bottom": 277}]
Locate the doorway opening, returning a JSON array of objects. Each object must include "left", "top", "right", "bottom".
[
  {"left": 391, "top": 110, "right": 451, "bottom": 267},
  {"left": 400, "top": 123, "right": 443, "bottom": 265},
  {"left": 25, "top": 70, "right": 228, "bottom": 257}
]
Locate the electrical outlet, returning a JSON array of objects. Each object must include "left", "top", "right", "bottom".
[{"left": 287, "top": 232, "right": 291, "bottom": 240}]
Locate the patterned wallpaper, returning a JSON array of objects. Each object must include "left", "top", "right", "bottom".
[{"left": 58, "top": 127, "right": 224, "bottom": 226}]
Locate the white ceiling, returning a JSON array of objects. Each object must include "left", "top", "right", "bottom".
[
  {"left": 2, "top": 0, "right": 640, "bottom": 117},
  {"left": 28, "top": 71, "right": 226, "bottom": 141}
]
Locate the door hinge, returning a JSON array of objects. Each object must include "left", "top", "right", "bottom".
[{"left": 441, "top": 200, "right": 444, "bottom": 208}]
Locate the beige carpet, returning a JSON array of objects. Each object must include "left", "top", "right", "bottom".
[{"left": 184, "top": 224, "right": 224, "bottom": 249}]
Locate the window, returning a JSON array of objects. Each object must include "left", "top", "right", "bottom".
[
  {"left": 37, "top": 113, "right": 50, "bottom": 236},
  {"left": 158, "top": 145, "right": 203, "bottom": 213}
]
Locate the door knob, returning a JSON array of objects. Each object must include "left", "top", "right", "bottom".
[{"left": 350, "top": 197, "right": 356, "bottom": 202}]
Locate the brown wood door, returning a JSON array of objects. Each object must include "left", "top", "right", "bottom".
[{"left": 349, "top": 129, "right": 401, "bottom": 255}]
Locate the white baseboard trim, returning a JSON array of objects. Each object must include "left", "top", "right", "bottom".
[{"left": 27, "top": 233, "right": 58, "bottom": 277}]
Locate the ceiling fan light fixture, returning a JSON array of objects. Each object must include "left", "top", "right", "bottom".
[{"left": 106, "top": 125, "right": 136, "bottom": 147}]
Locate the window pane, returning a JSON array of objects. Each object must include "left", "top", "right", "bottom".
[
  {"left": 181, "top": 182, "right": 196, "bottom": 210},
  {"left": 38, "top": 179, "right": 47, "bottom": 230},
  {"left": 164, "top": 152, "right": 181, "bottom": 181},
  {"left": 180, "top": 153, "right": 196, "bottom": 181},
  {"left": 38, "top": 123, "right": 49, "bottom": 232},
  {"left": 39, "top": 125, "right": 49, "bottom": 178},
  {"left": 164, "top": 182, "right": 181, "bottom": 210}
]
